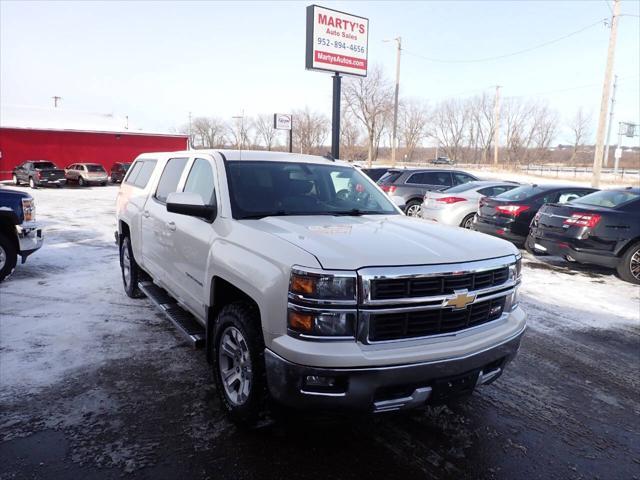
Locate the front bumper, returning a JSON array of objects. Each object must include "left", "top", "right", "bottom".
[
  {"left": 17, "top": 224, "right": 44, "bottom": 262},
  {"left": 265, "top": 325, "right": 524, "bottom": 412}
]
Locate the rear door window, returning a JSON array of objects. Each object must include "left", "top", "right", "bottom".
[
  {"left": 155, "top": 158, "right": 188, "bottom": 203},
  {"left": 407, "top": 171, "right": 452, "bottom": 187},
  {"left": 183, "top": 158, "right": 215, "bottom": 205}
]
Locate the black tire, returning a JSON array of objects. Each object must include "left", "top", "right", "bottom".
[
  {"left": 460, "top": 213, "right": 475, "bottom": 229},
  {"left": 524, "top": 234, "right": 537, "bottom": 255},
  {"left": 617, "top": 242, "right": 640, "bottom": 285},
  {"left": 29, "top": 177, "right": 37, "bottom": 189},
  {"left": 12, "top": 174, "right": 19, "bottom": 186},
  {"left": 0, "top": 233, "right": 18, "bottom": 283},
  {"left": 405, "top": 200, "right": 423, "bottom": 217},
  {"left": 212, "top": 302, "right": 268, "bottom": 427},
  {"left": 78, "top": 176, "right": 86, "bottom": 187},
  {"left": 120, "top": 236, "right": 144, "bottom": 298}
]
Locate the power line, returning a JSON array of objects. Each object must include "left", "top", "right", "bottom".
[
  {"left": 603, "top": 0, "right": 614, "bottom": 16},
  {"left": 403, "top": 17, "right": 608, "bottom": 64}
]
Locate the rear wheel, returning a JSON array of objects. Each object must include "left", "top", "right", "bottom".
[
  {"left": 405, "top": 200, "right": 423, "bottom": 218},
  {"left": 0, "top": 233, "right": 18, "bottom": 283},
  {"left": 12, "top": 174, "right": 19, "bottom": 185},
  {"left": 212, "top": 302, "right": 267, "bottom": 427},
  {"left": 120, "top": 236, "right": 144, "bottom": 298},
  {"left": 617, "top": 242, "right": 640, "bottom": 285},
  {"left": 78, "top": 176, "right": 86, "bottom": 187},
  {"left": 29, "top": 177, "right": 37, "bottom": 189},
  {"left": 460, "top": 213, "right": 475, "bottom": 229}
]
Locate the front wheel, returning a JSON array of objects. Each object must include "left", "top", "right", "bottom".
[
  {"left": 29, "top": 177, "right": 37, "bottom": 189},
  {"left": 617, "top": 242, "right": 640, "bottom": 284},
  {"left": 120, "top": 236, "right": 144, "bottom": 298},
  {"left": 78, "top": 176, "right": 86, "bottom": 187},
  {"left": 0, "top": 233, "right": 18, "bottom": 283},
  {"left": 405, "top": 200, "right": 423, "bottom": 218},
  {"left": 12, "top": 174, "right": 19, "bottom": 185},
  {"left": 212, "top": 302, "right": 267, "bottom": 427}
]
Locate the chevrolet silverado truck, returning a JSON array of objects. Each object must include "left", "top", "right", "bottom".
[
  {"left": 0, "top": 188, "right": 43, "bottom": 282},
  {"left": 115, "top": 150, "right": 526, "bottom": 425}
]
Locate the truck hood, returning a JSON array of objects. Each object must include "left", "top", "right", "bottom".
[{"left": 246, "top": 214, "right": 519, "bottom": 270}]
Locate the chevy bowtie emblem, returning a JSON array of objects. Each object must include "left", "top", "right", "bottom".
[{"left": 443, "top": 289, "right": 476, "bottom": 310}]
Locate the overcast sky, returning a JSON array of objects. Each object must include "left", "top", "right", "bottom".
[{"left": 1, "top": 0, "right": 639, "bottom": 144}]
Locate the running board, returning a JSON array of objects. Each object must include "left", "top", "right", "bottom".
[{"left": 138, "top": 281, "right": 205, "bottom": 348}]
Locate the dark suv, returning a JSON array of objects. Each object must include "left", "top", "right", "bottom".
[
  {"left": 110, "top": 162, "right": 131, "bottom": 183},
  {"left": 378, "top": 169, "right": 479, "bottom": 216}
]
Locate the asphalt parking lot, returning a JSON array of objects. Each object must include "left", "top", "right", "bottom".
[{"left": 1, "top": 185, "right": 639, "bottom": 480}]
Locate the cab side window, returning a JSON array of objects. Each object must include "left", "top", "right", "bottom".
[
  {"left": 183, "top": 158, "right": 215, "bottom": 205},
  {"left": 155, "top": 158, "right": 188, "bottom": 203}
]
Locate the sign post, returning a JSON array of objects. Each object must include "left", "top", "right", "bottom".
[
  {"left": 306, "top": 4, "right": 369, "bottom": 159},
  {"left": 274, "top": 113, "right": 293, "bottom": 153}
]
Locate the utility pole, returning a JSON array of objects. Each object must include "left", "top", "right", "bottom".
[
  {"left": 493, "top": 85, "right": 501, "bottom": 165},
  {"left": 51, "top": 96, "right": 62, "bottom": 108},
  {"left": 603, "top": 74, "right": 618, "bottom": 167},
  {"left": 390, "top": 37, "right": 401, "bottom": 167},
  {"left": 592, "top": 0, "right": 621, "bottom": 187}
]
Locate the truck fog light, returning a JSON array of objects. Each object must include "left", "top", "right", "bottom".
[
  {"left": 303, "top": 375, "right": 346, "bottom": 394},
  {"left": 305, "top": 375, "right": 337, "bottom": 387}
]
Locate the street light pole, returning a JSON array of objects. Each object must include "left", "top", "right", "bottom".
[{"left": 390, "top": 37, "right": 401, "bottom": 167}]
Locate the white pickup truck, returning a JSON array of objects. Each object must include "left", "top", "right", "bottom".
[{"left": 115, "top": 150, "right": 526, "bottom": 425}]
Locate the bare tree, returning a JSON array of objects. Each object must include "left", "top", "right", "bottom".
[
  {"left": 292, "top": 107, "right": 329, "bottom": 154},
  {"left": 567, "top": 108, "right": 592, "bottom": 164},
  {"left": 429, "top": 98, "right": 469, "bottom": 162},
  {"left": 343, "top": 65, "right": 393, "bottom": 165},
  {"left": 183, "top": 116, "right": 227, "bottom": 148},
  {"left": 398, "top": 98, "right": 429, "bottom": 161},
  {"left": 255, "top": 114, "right": 278, "bottom": 151},
  {"left": 228, "top": 116, "right": 252, "bottom": 150},
  {"left": 467, "top": 93, "right": 496, "bottom": 164},
  {"left": 340, "top": 110, "right": 362, "bottom": 161},
  {"left": 503, "top": 98, "right": 558, "bottom": 165}
]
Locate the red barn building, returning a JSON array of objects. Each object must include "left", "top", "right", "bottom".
[{"left": 0, "top": 106, "right": 188, "bottom": 181}]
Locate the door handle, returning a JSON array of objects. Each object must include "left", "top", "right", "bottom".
[
  {"left": 142, "top": 210, "right": 150, "bottom": 218},
  {"left": 166, "top": 221, "right": 176, "bottom": 231}
]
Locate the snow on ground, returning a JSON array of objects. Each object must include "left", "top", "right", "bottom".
[{"left": 0, "top": 184, "right": 638, "bottom": 401}]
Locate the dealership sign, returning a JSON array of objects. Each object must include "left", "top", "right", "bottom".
[
  {"left": 305, "top": 5, "right": 369, "bottom": 77},
  {"left": 273, "top": 113, "right": 292, "bottom": 130}
]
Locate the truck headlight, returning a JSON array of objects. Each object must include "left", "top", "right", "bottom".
[
  {"left": 288, "top": 306, "right": 356, "bottom": 337},
  {"left": 508, "top": 255, "right": 522, "bottom": 282},
  {"left": 289, "top": 267, "right": 357, "bottom": 303}
]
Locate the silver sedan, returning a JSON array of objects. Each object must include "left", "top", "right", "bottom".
[{"left": 421, "top": 180, "right": 518, "bottom": 228}]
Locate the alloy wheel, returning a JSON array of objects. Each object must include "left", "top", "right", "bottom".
[
  {"left": 0, "top": 245, "right": 6, "bottom": 271},
  {"left": 122, "top": 245, "right": 132, "bottom": 289},
  {"left": 631, "top": 249, "right": 640, "bottom": 281},
  {"left": 463, "top": 216, "right": 473, "bottom": 229},
  {"left": 406, "top": 204, "right": 422, "bottom": 217},
  {"left": 218, "top": 326, "right": 252, "bottom": 406}
]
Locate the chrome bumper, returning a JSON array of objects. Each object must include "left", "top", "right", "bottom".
[{"left": 17, "top": 224, "right": 44, "bottom": 261}]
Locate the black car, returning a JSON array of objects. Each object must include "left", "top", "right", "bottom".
[
  {"left": 360, "top": 167, "right": 390, "bottom": 182},
  {"left": 12, "top": 160, "right": 66, "bottom": 188},
  {"left": 110, "top": 162, "right": 131, "bottom": 183},
  {"left": 430, "top": 157, "right": 453, "bottom": 165},
  {"left": 528, "top": 187, "right": 640, "bottom": 284},
  {"left": 378, "top": 168, "right": 479, "bottom": 216},
  {"left": 472, "top": 184, "right": 598, "bottom": 245}
]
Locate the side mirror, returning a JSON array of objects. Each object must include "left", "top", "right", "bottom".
[{"left": 166, "top": 192, "right": 217, "bottom": 222}]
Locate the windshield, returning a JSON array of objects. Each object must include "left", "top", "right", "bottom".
[
  {"left": 444, "top": 183, "right": 479, "bottom": 193},
  {"left": 495, "top": 185, "right": 545, "bottom": 201},
  {"left": 226, "top": 161, "right": 398, "bottom": 219},
  {"left": 86, "top": 165, "right": 106, "bottom": 172},
  {"left": 572, "top": 189, "right": 639, "bottom": 208},
  {"left": 33, "top": 162, "right": 56, "bottom": 169}
]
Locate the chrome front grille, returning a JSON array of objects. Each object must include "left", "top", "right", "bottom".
[{"left": 358, "top": 256, "right": 519, "bottom": 343}]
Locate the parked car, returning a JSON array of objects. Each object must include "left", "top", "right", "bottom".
[
  {"left": 378, "top": 168, "right": 480, "bottom": 217},
  {"left": 528, "top": 187, "right": 640, "bottom": 284},
  {"left": 472, "top": 184, "right": 597, "bottom": 246},
  {"left": 110, "top": 162, "right": 131, "bottom": 183},
  {"left": 431, "top": 157, "right": 453, "bottom": 165},
  {"left": 422, "top": 181, "right": 519, "bottom": 228},
  {"left": 360, "top": 167, "right": 390, "bottom": 182},
  {"left": 65, "top": 163, "right": 108, "bottom": 186},
  {"left": 12, "top": 160, "right": 66, "bottom": 188},
  {"left": 0, "top": 188, "right": 43, "bottom": 281},
  {"left": 116, "top": 149, "right": 525, "bottom": 426}
]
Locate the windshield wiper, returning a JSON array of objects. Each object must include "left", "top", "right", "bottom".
[{"left": 331, "top": 209, "right": 383, "bottom": 216}]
